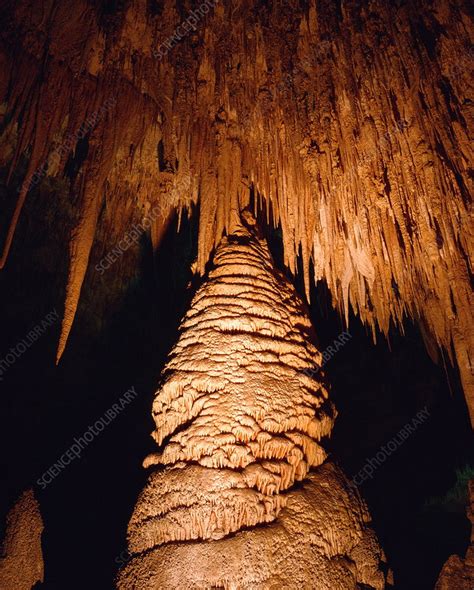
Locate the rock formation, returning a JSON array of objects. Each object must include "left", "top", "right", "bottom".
[
  {"left": 435, "top": 479, "right": 474, "bottom": 590},
  {"left": 119, "top": 463, "right": 391, "bottom": 590},
  {"left": 0, "top": 489, "right": 44, "bottom": 590},
  {"left": 0, "top": 0, "right": 472, "bottom": 422},
  {"left": 117, "top": 215, "right": 391, "bottom": 589}
]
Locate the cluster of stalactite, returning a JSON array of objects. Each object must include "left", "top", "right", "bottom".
[
  {"left": 0, "top": 0, "right": 472, "bottom": 419},
  {"left": 118, "top": 217, "right": 390, "bottom": 588}
]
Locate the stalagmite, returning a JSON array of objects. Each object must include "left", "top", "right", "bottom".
[
  {"left": 117, "top": 214, "right": 391, "bottom": 589},
  {"left": 0, "top": 489, "right": 44, "bottom": 590},
  {"left": 435, "top": 480, "right": 474, "bottom": 590}
]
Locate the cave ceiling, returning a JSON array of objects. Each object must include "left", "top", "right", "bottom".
[{"left": 0, "top": 0, "right": 472, "bottom": 419}]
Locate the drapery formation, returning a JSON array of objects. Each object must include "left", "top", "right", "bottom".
[
  {"left": 117, "top": 216, "right": 390, "bottom": 589},
  {"left": 0, "top": 0, "right": 472, "bottom": 420}
]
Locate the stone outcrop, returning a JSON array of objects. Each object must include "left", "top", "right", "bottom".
[
  {"left": 435, "top": 480, "right": 474, "bottom": 590},
  {"left": 0, "top": 489, "right": 44, "bottom": 590}
]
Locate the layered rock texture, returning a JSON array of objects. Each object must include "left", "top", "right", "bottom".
[
  {"left": 0, "top": 0, "right": 472, "bottom": 421},
  {"left": 0, "top": 489, "right": 44, "bottom": 590},
  {"left": 119, "top": 464, "right": 390, "bottom": 589},
  {"left": 435, "top": 479, "right": 474, "bottom": 590},
  {"left": 117, "top": 218, "right": 390, "bottom": 589}
]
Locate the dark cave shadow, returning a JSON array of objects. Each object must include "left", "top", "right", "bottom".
[{"left": 0, "top": 206, "right": 199, "bottom": 589}]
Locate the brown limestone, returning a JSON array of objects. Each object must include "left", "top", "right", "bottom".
[{"left": 117, "top": 220, "right": 389, "bottom": 589}]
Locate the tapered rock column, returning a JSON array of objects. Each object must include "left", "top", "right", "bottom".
[
  {"left": 118, "top": 213, "right": 390, "bottom": 589},
  {"left": 0, "top": 490, "right": 44, "bottom": 590}
]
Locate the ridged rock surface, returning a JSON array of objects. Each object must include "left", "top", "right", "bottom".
[
  {"left": 118, "top": 218, "right": 389, "bottom": 589},
  {"left": 118, "top": 462, "right": 390, "bottom": 590},
  {"left": 0, "top": 489, "right": 44, "bottom": 590}
]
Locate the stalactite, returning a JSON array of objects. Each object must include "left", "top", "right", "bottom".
[
  {"left": 56, "top": 175, "right": 104, "bottom": 362},
  {"left": 0, "top": 55, "right": 72, "bottom": 268},
  {"left": 57, "top": 110, "right": 116, "bottom": 362}
]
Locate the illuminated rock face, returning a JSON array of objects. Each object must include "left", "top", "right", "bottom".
[
  {"left": 0, "top": 0, "right": 472, "bottom": 423},
  {"left": 0, "top": 490, "right": 44, "bottom": 590},
  {"left": 117, "top": 217, "right": 389, "bottom": 589},
  {"left": 118, "top": 464, "right": 389, "bottom": 590}
]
